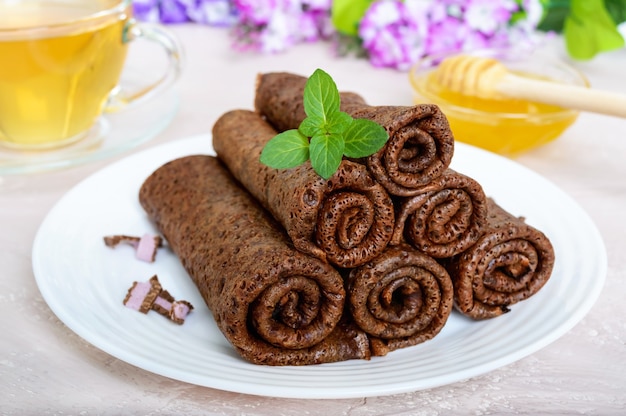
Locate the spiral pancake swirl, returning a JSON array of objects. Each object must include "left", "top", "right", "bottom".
[
  {"left": 212, "top": 109, "right": 395, "bottom": 268},
  {"left": 346, "top": 245, "right": 453, "bottom": 356},
  {"left": 392, "top": 169, "right": 488, "bottom": 258},
  {"left": 445, "top": 199, "right": 555, "bottom": 320}
]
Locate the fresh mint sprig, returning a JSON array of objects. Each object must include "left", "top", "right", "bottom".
[{"left": 260, "top": 68, "right": 388, "bottom": 180}]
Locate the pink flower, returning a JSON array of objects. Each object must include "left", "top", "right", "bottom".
[
  {"left": 425, "top": 15, "right": 468, "bottom": 56},
  {"left": 231, "top": 0, "right": 332, "bottom": 53},
  {"left": 131, "top": 0, "right": 542, "bottom": 71},
  {"left": 186, "top": 0, "right": 238, "bottom": 25},
  {"left": 133, "top": 0, "right": 162, "bottom": 22},
  {"left": 234, "top": 0, "right": 280, "bottom": 25},
  {"left": 158, "top": 0, "right": 188, "bottom": 23},
  {"left": 359, "top": 0, "right": 428, "bottom": 70},
  {"left": 133, "top": 0, "right": 238, "bottom": 25},
  {"left": 463, "top": 0, "right": 517, "bottom": 35}
]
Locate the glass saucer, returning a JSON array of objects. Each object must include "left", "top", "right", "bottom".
[{"left": 0, "top": 81, "right": 179, "bottom": 176}]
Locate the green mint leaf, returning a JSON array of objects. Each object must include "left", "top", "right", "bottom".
[
  {"left": 260, "top": 67, "right": 390, "bottom": 180},
  {"left": 325, "top": 111, "right": 353, "bottom": 135},
  {"left": 303, "top": 69, "right": 340, "bottom": 122},
  {"left": 309, "top": 131, "right": 345, "bottom": 180},
  {"left": 299, "top": 115, "right": 324, "bottom": 137},
  {"left": 344, "top": 118, "right": 389, "bottom": 158},
  {"left": 259, "top": 129, "right": 310, "bottom": 169}
]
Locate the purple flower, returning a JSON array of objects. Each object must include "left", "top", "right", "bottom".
[
  {"left": 130, "top": 0, "right": 542, "bottom": 71},
  {"left": 428, "top": 0, "right": 465, "bottom": 22},
  {"left": 357, "top": 0, "right": 543, "bottom": 70},
  {"left": 133, "top": 0, "right": 238, "bottom": 25},
  {"left": 303, "top": 0, "right": 331, "bottom": 10},
  {"left": 234, "top": 0, "right": 284, "bottom": 26},
  {"left": 425, "top": 15, "right": 468, "bottom": 56},
  {"left": 231, "top": 1, "right": 294, "bottom": 52},
  {"left": 508, "top": 0, "right": 545, "bottom": 49},
  {"left": 463, "top": 0, "right": 517, "bottom": 36},
  {"left": 231, "top": 0, "right": 332, "bottom": 53},
  {"left": 298, "top": 11, "right": 324, "bottom": 41},
  {"left": 186, "top": 0, "right": 239, "bottom": 26},
  {"left": 259, "top": 11, "right": 298, "bottom": 52},
  {"left": 359, "top": 0, "right": 428, "bottom": 70},
  {"left": 159, "top": 0, "right": 189, "bottom": 23},
  {"left": 300, "top": 1, "right": 334, "bottom": 40},
  {"left": 133, "top": 0, "right": 162, "bottom": 22}
]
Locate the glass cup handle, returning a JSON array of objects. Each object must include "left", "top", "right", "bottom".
[{"left": 105, "top": 19, "right": 183, "bottom": 112}]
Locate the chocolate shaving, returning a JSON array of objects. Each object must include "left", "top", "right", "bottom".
[
  {"left": 123, "top": 275, "right": 193, "bottom": 324},
  {"left": 152, "top": 289, "right": 194, "bottom": 325},
  {"left": 104, "top": 234, "right": 163, "bottom": 248},
  {"left": 104, "top": 234, "right": 164, "bottom": 262},
  {"left": 123, "top": 275, "right": 162, "bottom": 314}
]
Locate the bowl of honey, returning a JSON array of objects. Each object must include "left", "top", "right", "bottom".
[{"left": 409, "top": 48, "right": 589, "bottom": 154}]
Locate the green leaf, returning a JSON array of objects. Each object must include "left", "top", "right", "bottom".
[
  {"left": 325, "top": 111, "right": 353, "bottom": 135},
  {"left": 331, "top": 0, "right": 373, "bottom": 36},
  {"left": 259, "top": 67, "right": 390, "bottom": 180},
  {"left": 259, "top": 129, "right": 310, "bottom": 169},
  {"left": 309, "top": 132, "right": 345, "bottom": 179},
  {"left": 303, "top": 69, "right": 340, "bottom": 122},
  {"left": 299, "top": 115, "right": 324, "bottom": 137},
  {"left": 605, "top": 0, "right": 626, "bottom": 24},
  {"left": 537, "top": 0, "right": 570, "bottom": 32},
  {"left": 564, "top": 0, "right": 625, "bottom": 60},
  {"left": 343, "top": 118, "right": 389, "bottom": 158}
]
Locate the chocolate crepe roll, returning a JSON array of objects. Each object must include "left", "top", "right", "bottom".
[
  {"left": 212, "top": 109, "right": 395, "bottom": 269},
  {"left": 445, "top": 198, "right": 555, "bottom": 320},
  {"left": 139, "top": 155, "right": 371, "bottom": 365},
  {"left": 391, "top": 169, "right": 489, "bottom": 258},
  {"left": 346, "top": 245, "right": 453, "bottom": 356},
  {"left": 254, "top": 72, "right": 455, "bottom": 196}
]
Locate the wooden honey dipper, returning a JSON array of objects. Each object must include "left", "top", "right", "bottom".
[{"left": 434, "top": 54, "right": 626, "bottom": 118}]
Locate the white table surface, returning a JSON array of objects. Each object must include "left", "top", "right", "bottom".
[{"left": 2, "top": 25, "right": 625, "bottom": 415}]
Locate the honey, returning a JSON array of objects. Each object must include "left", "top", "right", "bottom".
[{"left": 410, "top": 69, "right": 580, "bottom": 154}]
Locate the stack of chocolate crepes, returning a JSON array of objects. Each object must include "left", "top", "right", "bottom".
[{"left": 138, "top": 72, "right": 555, "bottom": 366}]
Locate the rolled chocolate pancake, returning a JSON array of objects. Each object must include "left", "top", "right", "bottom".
[
  {"left": 445, "top": 199, "right": 555, "bottom": 320},
  {"left": 391, "top": 169, "right": 488, "bottom": 258},
  {"left": 346, "top": 245, "right": 453, "bottom": 356},
  {"left": 139, "top": 155, "right": 371, "bottom": 365},
  {"left": 254, "top": 72, "right": 455, "bottom": 196},
  {"left": 212, "top": 109, "right": 395, "bottom": 269}
]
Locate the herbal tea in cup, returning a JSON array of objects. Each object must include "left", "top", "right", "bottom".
[{"left": 0, "top": 0, "right": 181, "bottom": 150}]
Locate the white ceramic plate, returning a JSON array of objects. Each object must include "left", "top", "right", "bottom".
[{"left": 32, "top": 135, "right": 607, "bottom": 399}]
